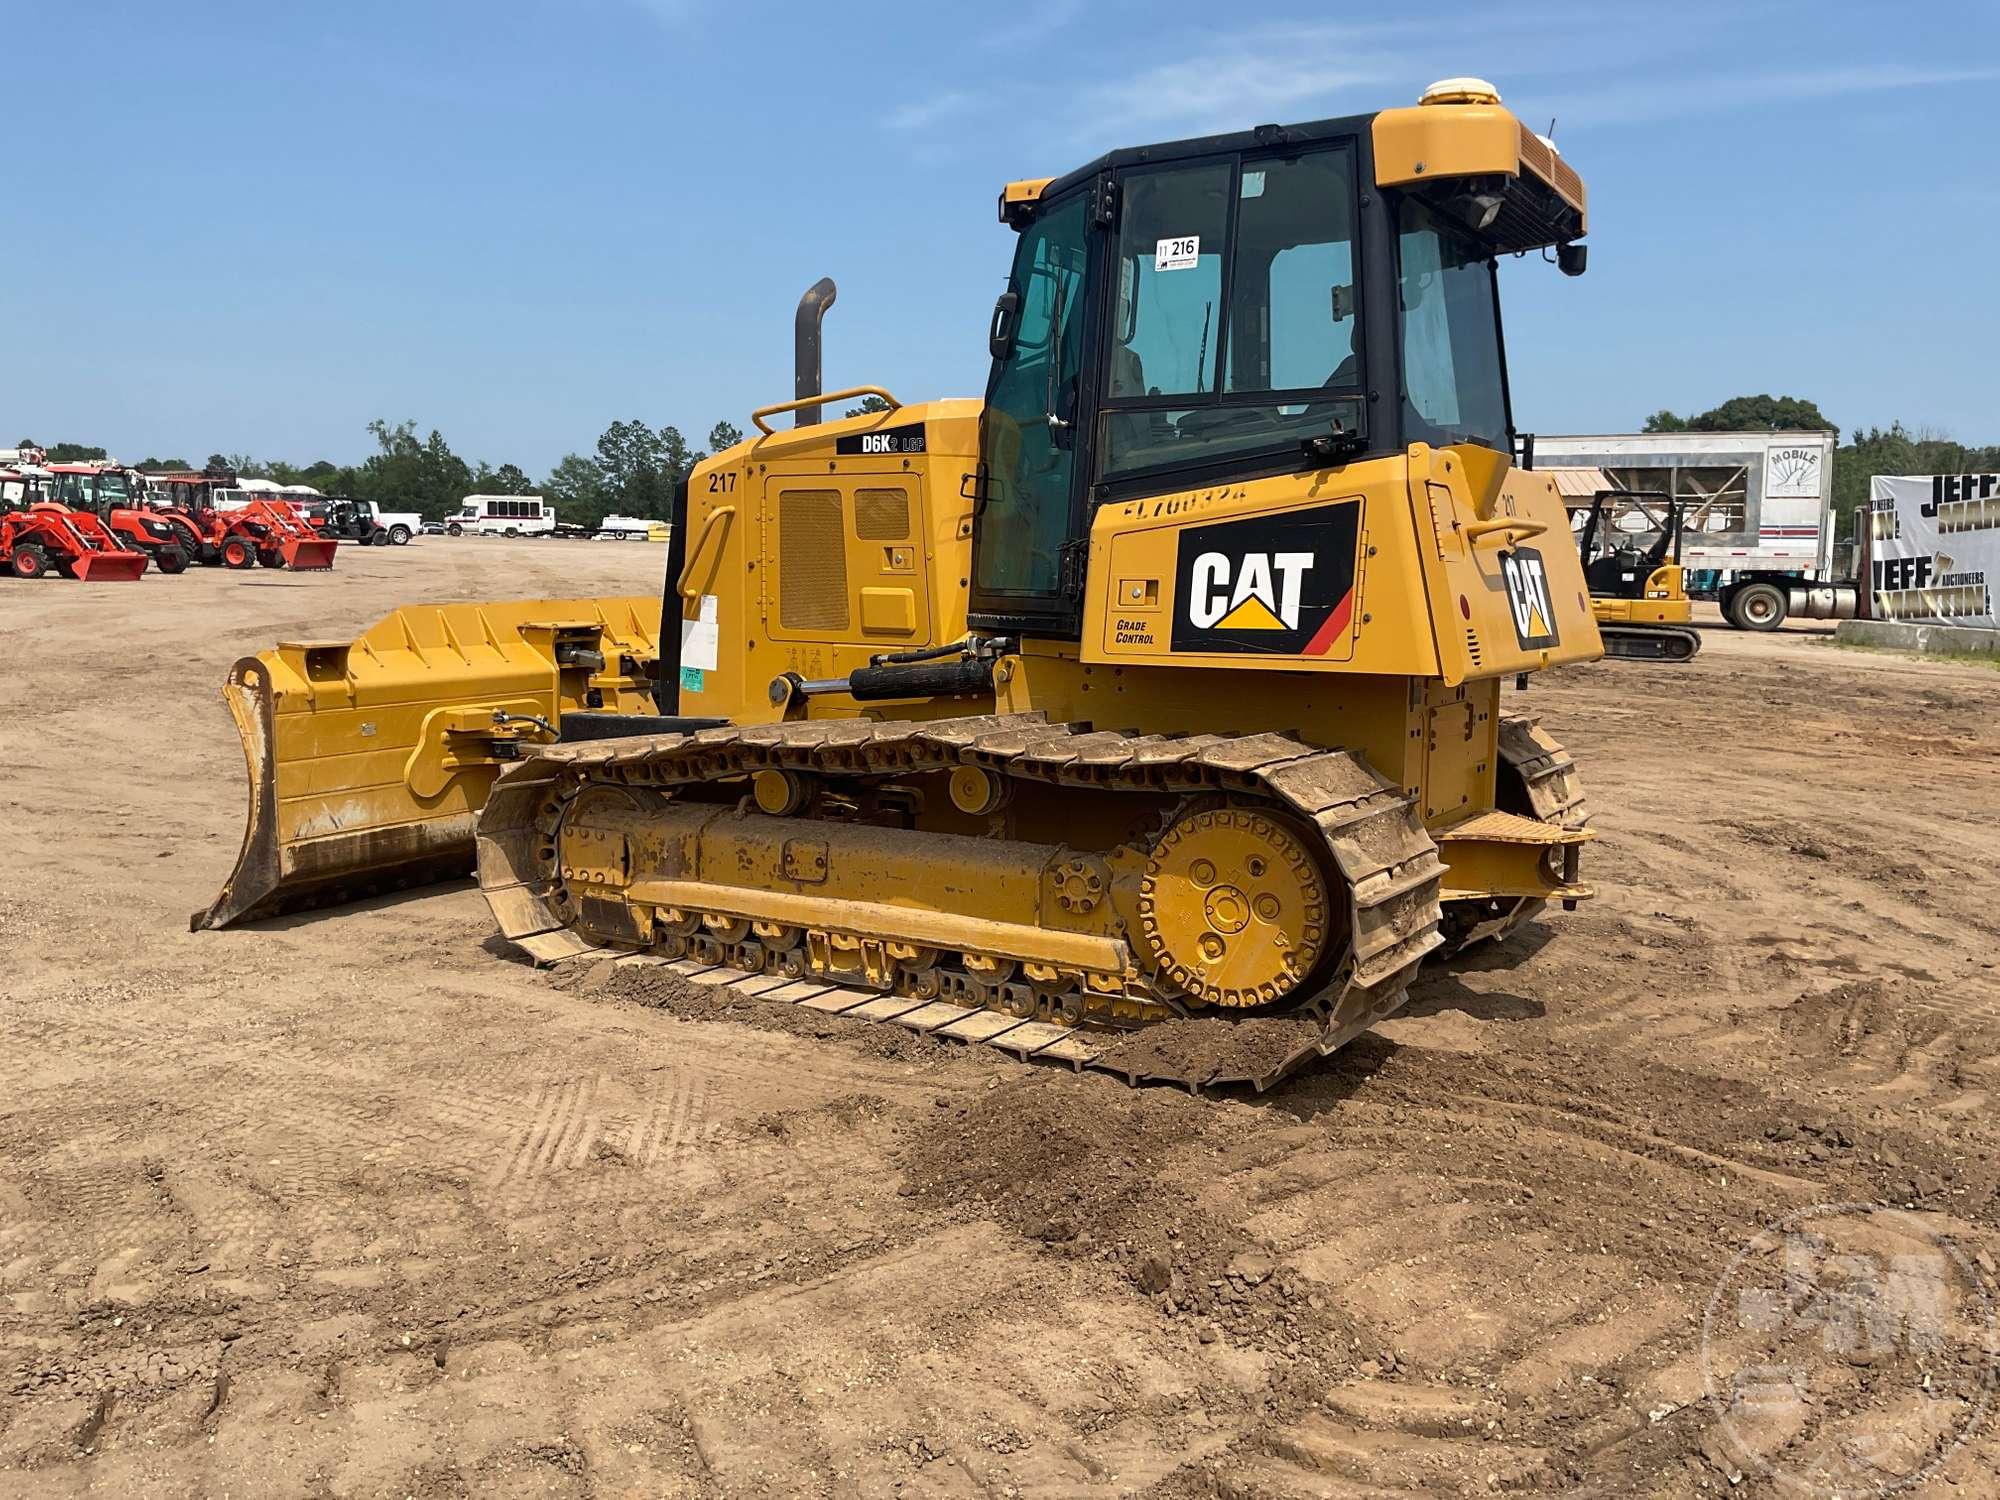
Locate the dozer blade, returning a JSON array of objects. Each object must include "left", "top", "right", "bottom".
[
  {"left": 281, "top": 537, "right": 339, "bottom": 570},
  {"left": 71, "top": 551, "right": 149, "bottom": 581},
  {"left": 193, "top": 596, "right": 661, "bottom": 930}
]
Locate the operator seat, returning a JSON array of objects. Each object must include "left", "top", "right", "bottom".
[{"left": 1106, "top": 345, "right": 1168, "bottom": 464}]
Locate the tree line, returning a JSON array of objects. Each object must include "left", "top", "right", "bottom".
[
  {"left": 20, "top": 400, "right": 895, "bottom": 529},
  {"left": 1643, "top": 393, "right": 1999, "bottom": 530},
  {"left": 19, "top": 417, "right": 747, "bottom": 530},
  {"left": 30, "top": 393, "right": 1987, "bottom": 535}
]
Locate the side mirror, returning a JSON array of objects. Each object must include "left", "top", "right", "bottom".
[
  {"left": 1557, "top": 241, "right": 1588, "bottom": 277},
  {"left": 988, "top": 290, "right": 1021, "bottom": 360}
]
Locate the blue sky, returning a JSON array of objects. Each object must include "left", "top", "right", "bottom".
[{"left": 10, "top": 0, "right": 1998, "bottom": 472}]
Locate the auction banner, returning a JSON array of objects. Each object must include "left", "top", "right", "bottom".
[{"left": 1867, "top": 474, "right": 1999, "bottom": 628}]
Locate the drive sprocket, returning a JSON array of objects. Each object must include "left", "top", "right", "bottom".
[{"left": 1137, "top": 806, "right": 1331, "bottom": 1007}]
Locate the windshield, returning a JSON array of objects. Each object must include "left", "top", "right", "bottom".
[
  {"left": 1397, "top": 199, "right": 1509, "bottom": 451},
  {"left": 1098, "top": 145, "right": 1363, "bottom": 481},
  {"left": 458, "top": 503, "right": 477, "bottom": 517}
]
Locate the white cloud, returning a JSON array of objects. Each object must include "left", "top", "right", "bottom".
[
  {"left": 1060, "top": 21, "right": 1423, "bottom": 139},
  {"left": 884, "top": 90, "right": 975, "bottom": 132},
  {"left": 982, "top": 0, "right": 1084, "bottom": 49},
  {"left": 1561, "top": 62, "right": 2000, "bottom": 127},
  {"left": 619, "top": 0, "right": 700, "bottom": 23}
]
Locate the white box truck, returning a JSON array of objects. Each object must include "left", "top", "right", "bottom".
[{"left": 1532, "top": 430, "right": 1854, "bottom": 630}]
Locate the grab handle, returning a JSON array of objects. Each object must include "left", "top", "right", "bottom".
[
  {"left": 750, "top": 386, "right": 902, "bottom": 435},
  {"left": 1463, "top": 517, "right": 1548, "bottom": 546},
  {"left": 676, "top": 505, "right": 735, "bottom": 601}
]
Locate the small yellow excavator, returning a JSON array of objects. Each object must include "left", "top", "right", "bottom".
[
  {"left": 201, "top": 78, "right": 1603, "bottom": 1089},
  {"left": 1572, "top": 487, "right": 1702, "bottom": 661}
]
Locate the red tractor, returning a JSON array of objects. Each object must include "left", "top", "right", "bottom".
[
  {"left": 142, "top": 472, "right": 337, "bottom": 570},
  {"left": 0, "top": 469, "right": 149, "bottom": 579},
  {"left": 45, "top": 463, "right": 191, "bottom": 573}
]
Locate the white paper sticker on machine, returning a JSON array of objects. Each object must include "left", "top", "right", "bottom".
[
  {"left": 1155, "top": 235, "right": 1200, "bottom": 272},
  {"left": 681, "top": 593, "right": 720, "bottom": 672}
]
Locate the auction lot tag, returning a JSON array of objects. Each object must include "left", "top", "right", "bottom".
[
  {"left": 1155, "top": 235, "right": 1200, "bottom": 272},
  {"left": 681, "top": 594, "right": 720, "bottom": 671}
]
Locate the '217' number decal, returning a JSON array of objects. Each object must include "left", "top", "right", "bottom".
[{"left": 706, "top": 471, "right": 737, "bottom": 493}]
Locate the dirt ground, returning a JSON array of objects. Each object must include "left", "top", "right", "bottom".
[{"left": 4, "top": 541, "right": 1998, "bottom": 1498}]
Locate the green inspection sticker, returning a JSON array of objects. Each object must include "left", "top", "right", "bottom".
[{"left": 679, "top": 665, "right": 704, "bottom": 692}]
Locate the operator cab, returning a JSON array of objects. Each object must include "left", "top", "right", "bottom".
[
  {"left": 970, "top": 78, "right": 1587, "bottom": 636},
  {"left": 1576, "top": 490, "right": 1685, "bottom": 600},
  {"left": 45, "top": 464, "right": 138, "bottom": 519}
]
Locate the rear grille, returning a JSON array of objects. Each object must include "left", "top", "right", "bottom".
[
  {"left": 779, "top": 489, "right": 849, "bottom": 630},
  {"left": 855, "top": 487, "right": 910, "bottom": 540},
  {"left": 1517, "top": 123, "right": 1583, "bottom": 209},
  {"left": 1488, "top": 171, "right": 1585, "bottom": 255}
]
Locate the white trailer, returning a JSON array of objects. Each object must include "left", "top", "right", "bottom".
[
  {"left": 595, "top": 513, "right": 669, "bottom": 541},
  {"left": 1532, "top": 430, "right": 1855, "bottom": 630}
]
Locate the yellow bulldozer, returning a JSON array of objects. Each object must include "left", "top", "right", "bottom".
[{"left": 199, "top": 78, "right": 1603, "bottom": 1089}]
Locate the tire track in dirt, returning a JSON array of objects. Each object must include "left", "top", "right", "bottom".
[{"left": 10, "top": 570, "right": 2000, "bottom": 1495}]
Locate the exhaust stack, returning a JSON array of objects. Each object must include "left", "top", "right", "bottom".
[{"left": 793, "top": 277, "right": 837, "bottom": 427}]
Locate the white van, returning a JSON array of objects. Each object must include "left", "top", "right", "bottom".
[{"left": 450, "top": 494, "right": 555, "bottom": 537}]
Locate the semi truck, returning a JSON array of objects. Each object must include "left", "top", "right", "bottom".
[{"left": 1533, "top": 430, "right": 1854, "bottom": 630}]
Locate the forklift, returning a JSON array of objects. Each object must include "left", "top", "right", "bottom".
[{"left": 1574, "top": 489, "right": 1701, "bottom": 661}]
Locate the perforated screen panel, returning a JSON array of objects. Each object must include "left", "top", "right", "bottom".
[
  {"left": 779, "top": 489, "right": 849, "bottom": 630},
  {"left": 854, "top": 487, "right": 911, "bottom": 541}
]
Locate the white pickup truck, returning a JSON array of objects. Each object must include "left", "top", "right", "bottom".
[{"left": 358, "top": 500, "right": 423, "bottom": 545}]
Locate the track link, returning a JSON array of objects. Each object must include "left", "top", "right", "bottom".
[
  {"left": 477, "top": 715, "right": 1446, "bottom": 1092},
  {"left": 1600, "top": 623, "right": 1702, "bottom": 661}
]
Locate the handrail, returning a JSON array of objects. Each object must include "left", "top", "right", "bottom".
[
  {"left": 676, "top": 505, "right": 735, "bottom": 601},
  {"left": 750, "top": 385, "right": 902, "bottom": 436},
  {"left": 1463, "top": 517, "right": 1548, "bottom": 546}
]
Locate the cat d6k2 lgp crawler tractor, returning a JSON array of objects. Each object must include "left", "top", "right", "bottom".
[{"left": 466, "top": 79, "right": 1604, "bottom": 1090}]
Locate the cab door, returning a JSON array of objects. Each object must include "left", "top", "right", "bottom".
[{"left": 969, "top": 189, "right": 1094, "bottom": 634}]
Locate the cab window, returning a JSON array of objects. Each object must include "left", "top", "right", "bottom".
[
  {"left": 1109, "top": 162, "right": 1230, "bottom": 399},
  {"left": 1397, "top": 199, "right": 1509, "bottom": 452},
  {"left": 1099, "top": 144, "right": 1362, "bottom": 482}
]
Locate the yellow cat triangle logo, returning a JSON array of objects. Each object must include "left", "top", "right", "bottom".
[
  {"left": 1215, "top": 595, "right": 1286, "bottom": 630},
  {"left": 1526, "top": 601, "right": 1550, "bottom": 640}
]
